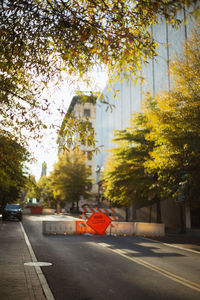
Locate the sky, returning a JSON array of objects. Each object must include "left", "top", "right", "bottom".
[
  {"left": 28, "top": 69, "right": 108, "bottom": 181},
  {"left": 27, "top": 85, "right": 72, "bottom": 181}
]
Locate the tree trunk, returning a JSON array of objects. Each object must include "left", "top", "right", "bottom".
[
  {"left": 132, "top": 203, "right": 136, "bottom": 220},
  {"left": 76, "top": 200, "right": 79, "bottom": 213},
  {"left": 56, "top": 199, "right": 61, "bottom": 214},
  {"left": 180, "top": 204, "right": 186, "bottom": 233},
  {"left": 125, "top": 207, "right": 129, "bottom": 222},
  {"left": 156, "top": 197, "right": 162, "bottom": 223},
  {"left": 149, "top": 205, "right": 152, "bottom": 223}
]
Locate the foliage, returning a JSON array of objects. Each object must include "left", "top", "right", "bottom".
[
  {"left": 0, "top": 0, "right": 51, "bottom": 141},
  {"left": 103, "top": 113, "right": 157, "bottom": 208},
  {"left": 1, "top": 1, "right": 199, "bottom": 144},
  {"left": 103, "top": 24, "right": 200, "bottom": 217},
  {"left": 58, "top": 93, "right": 97, "bottom": 149},
  {"left": 143, "top": 25, "right": 200, "bottom": 208},
  {"left": 1, "top": 1, "right": 198, "bottom": 80},
  {"left": 0, "top": 132, "right": 29, "bottom": 209},
  {"left": 50, "top": 149, "right": 91, "bottom": 207},
  {"left": 37, "top": 175, "right": 54, "bottom": 207},
  {"left": 24, "top": 175, "right": 40, "bottom": 203}
]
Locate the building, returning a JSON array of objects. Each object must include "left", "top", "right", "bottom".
[
  {"left": 40, "top": 161, "right": 47, "bottom": 178},
  {"left": 59, "top": 93, "right": 98, "bottom": 203},
  {"left": 95, "top": 10, "right": 198, "bottom": 229}
]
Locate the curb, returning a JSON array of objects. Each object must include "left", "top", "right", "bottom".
[{"left": 20, "top": 222, "right": 55, "bottom": 300}]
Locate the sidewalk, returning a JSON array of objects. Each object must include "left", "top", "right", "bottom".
[{"left": 0, "top": 220, "right": 46, "bottom": 300}]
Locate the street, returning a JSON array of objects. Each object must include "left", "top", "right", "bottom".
[{"left": 22, "top": 215, "right": 200, "bottom": 300}]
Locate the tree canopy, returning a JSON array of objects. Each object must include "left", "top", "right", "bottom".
[
  {"left": 24, "top": 175, "right": 40, "bottom": 203},
  {"left": 103, "top": 113, "right": 156, "bottom": 208},
  {"left": 0, "top": 133, "right": 29, "bottom": 209},
  {"left": 50, "top": 149, "right": 91, "bottom": 209},
  {"left": 144, "top": 25, "right": 200, "bottom": 208},
  {"left": 1, "top": 0, "right": 199, "bottom": 143},
  {"left": 37, "top": 175, "right": 54, "bottom": 207}
]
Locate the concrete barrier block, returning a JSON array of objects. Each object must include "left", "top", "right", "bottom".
[
  {"left": 43, "top": 221, "right": 76, "bottom": 235},
  {"left": 134, "top": 222, "right": 165, "bottom": 237},
  {"left": 43, "top": 208, "right": 55, "bottom": 215},
  {"left": 22, "top": 208, "right": 31, "bottom": 215},
  {"left": 106, "top": 222, "right": 135, "bottom": 236},
  {"left": 42, "top": 220, "right": 165, "bottom": 237}
]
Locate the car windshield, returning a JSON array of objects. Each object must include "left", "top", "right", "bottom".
[{"left": 5, "top": 204, "right": 20, "bottom": 210}]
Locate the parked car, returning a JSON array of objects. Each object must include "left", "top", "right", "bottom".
[{"left": 2, "top": 204, "right": 23, "bottom": 221}]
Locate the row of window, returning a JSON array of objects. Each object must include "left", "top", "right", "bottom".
[
  {"left": 84, "top": 108, "right": 91, "bottom": 117},
  {"left": 81, "top": 138, "right": 93, "bottom": 147}
]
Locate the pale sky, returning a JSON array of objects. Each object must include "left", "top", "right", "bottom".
[
  {"left": 28, "top": 69, "right": 108, "bottom": 181},
  {"left": 27, "top": 86, "right": 72, "bottom": 181}
]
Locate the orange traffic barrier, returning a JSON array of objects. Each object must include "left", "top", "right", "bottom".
[{"left": 75, "top": 220, "right": 96, "bottom": 235}]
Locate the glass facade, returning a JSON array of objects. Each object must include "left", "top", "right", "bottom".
[{"left": 96, "top": 10, "right": 195, "bottom": 170}]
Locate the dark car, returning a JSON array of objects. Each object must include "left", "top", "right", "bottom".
[{"left": 2, "top": 204, "right": 23, "bottom": 221}]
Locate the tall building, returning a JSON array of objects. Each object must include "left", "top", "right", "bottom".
[
  {"left": 59, "top": 93, "right": 98, "bottom": 203},
  {"left": 40, "top": 161, "right": 47, "bottom": 178},
  {"left": 96, "top": 10, "right": 195, "bottom": 169}
]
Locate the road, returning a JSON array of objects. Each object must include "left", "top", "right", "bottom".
[{"left": 22, "top": 215, "right": 200, "bottom": 300}]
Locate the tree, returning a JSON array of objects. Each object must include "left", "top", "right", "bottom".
[
  {"left": 103, "top": 112, "right": 162, "bottom": 221},
  {"left": 24, "top": 175, "right": 41, "bottom": 203},
  {"left": 1, "top": 1, "right": 198, "bottom": 143},
  {"left": 37, "top": 175, "right": 54, "bottom": 208},
  {"left": 0, "top": 132, "right": 29, "bottom": 210},
  {"left": 50, "top": 149, "right": 91, "bottom": 211},
  {"left": 143, "top": 25, "right": 200, "bottom": 228}
]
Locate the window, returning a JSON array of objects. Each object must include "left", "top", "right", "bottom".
[
  {"left": 87, "top": 151, "right": 92, "bottom": 160},
  {"left": 84, "top": 109, "right": 90, "bottom": 117}
]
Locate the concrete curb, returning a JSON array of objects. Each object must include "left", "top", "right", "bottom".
[{"left": 20, "top": 222, "right": 55, "bottom": 300}]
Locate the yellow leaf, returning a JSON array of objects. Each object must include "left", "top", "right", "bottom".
[
  {"left": 104, "top": 40, "right": 109, "bottom": 46},
  {"left": 90, "top": 48, "right": 97, "bottom": 54}
]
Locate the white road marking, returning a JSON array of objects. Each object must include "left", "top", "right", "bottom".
[
  {"left": 20, "top": 222, "right": 55, "bottom": 300},
  {"left": 98, "top": 243, "right": 200, "bottom": 293},
  {"left": 141, "top": 237, "right": 200, "bottom": 255}
]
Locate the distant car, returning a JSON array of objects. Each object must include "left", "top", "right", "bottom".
[{"left": 2, "top": 204, "right": 22, "bottom": 221}]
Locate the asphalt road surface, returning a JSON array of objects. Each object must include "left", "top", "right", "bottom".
[{"left": 22, "top": 215, "right": 200, "bottom": 300}]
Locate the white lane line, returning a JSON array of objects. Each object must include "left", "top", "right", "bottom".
[
  {"left": 140, "top": 237, "right": 200, "bottom": 255},
  {"left": 20, "top": 222, "right": 55, "bottom": 300},
  {"left": 98, "top": 243, "right": 200, "bottom": 293}
]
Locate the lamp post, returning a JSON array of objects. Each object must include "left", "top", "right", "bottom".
[{"left": 95, "top": 165, "right": 101, "bottom": 206}]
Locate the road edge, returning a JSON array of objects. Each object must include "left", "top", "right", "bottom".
[
  {"left": 20, "top": 222, "right": 55, "bottom": 300},
  {"left": 141, "top": 236, "right": 200, "bottom": 255}
]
